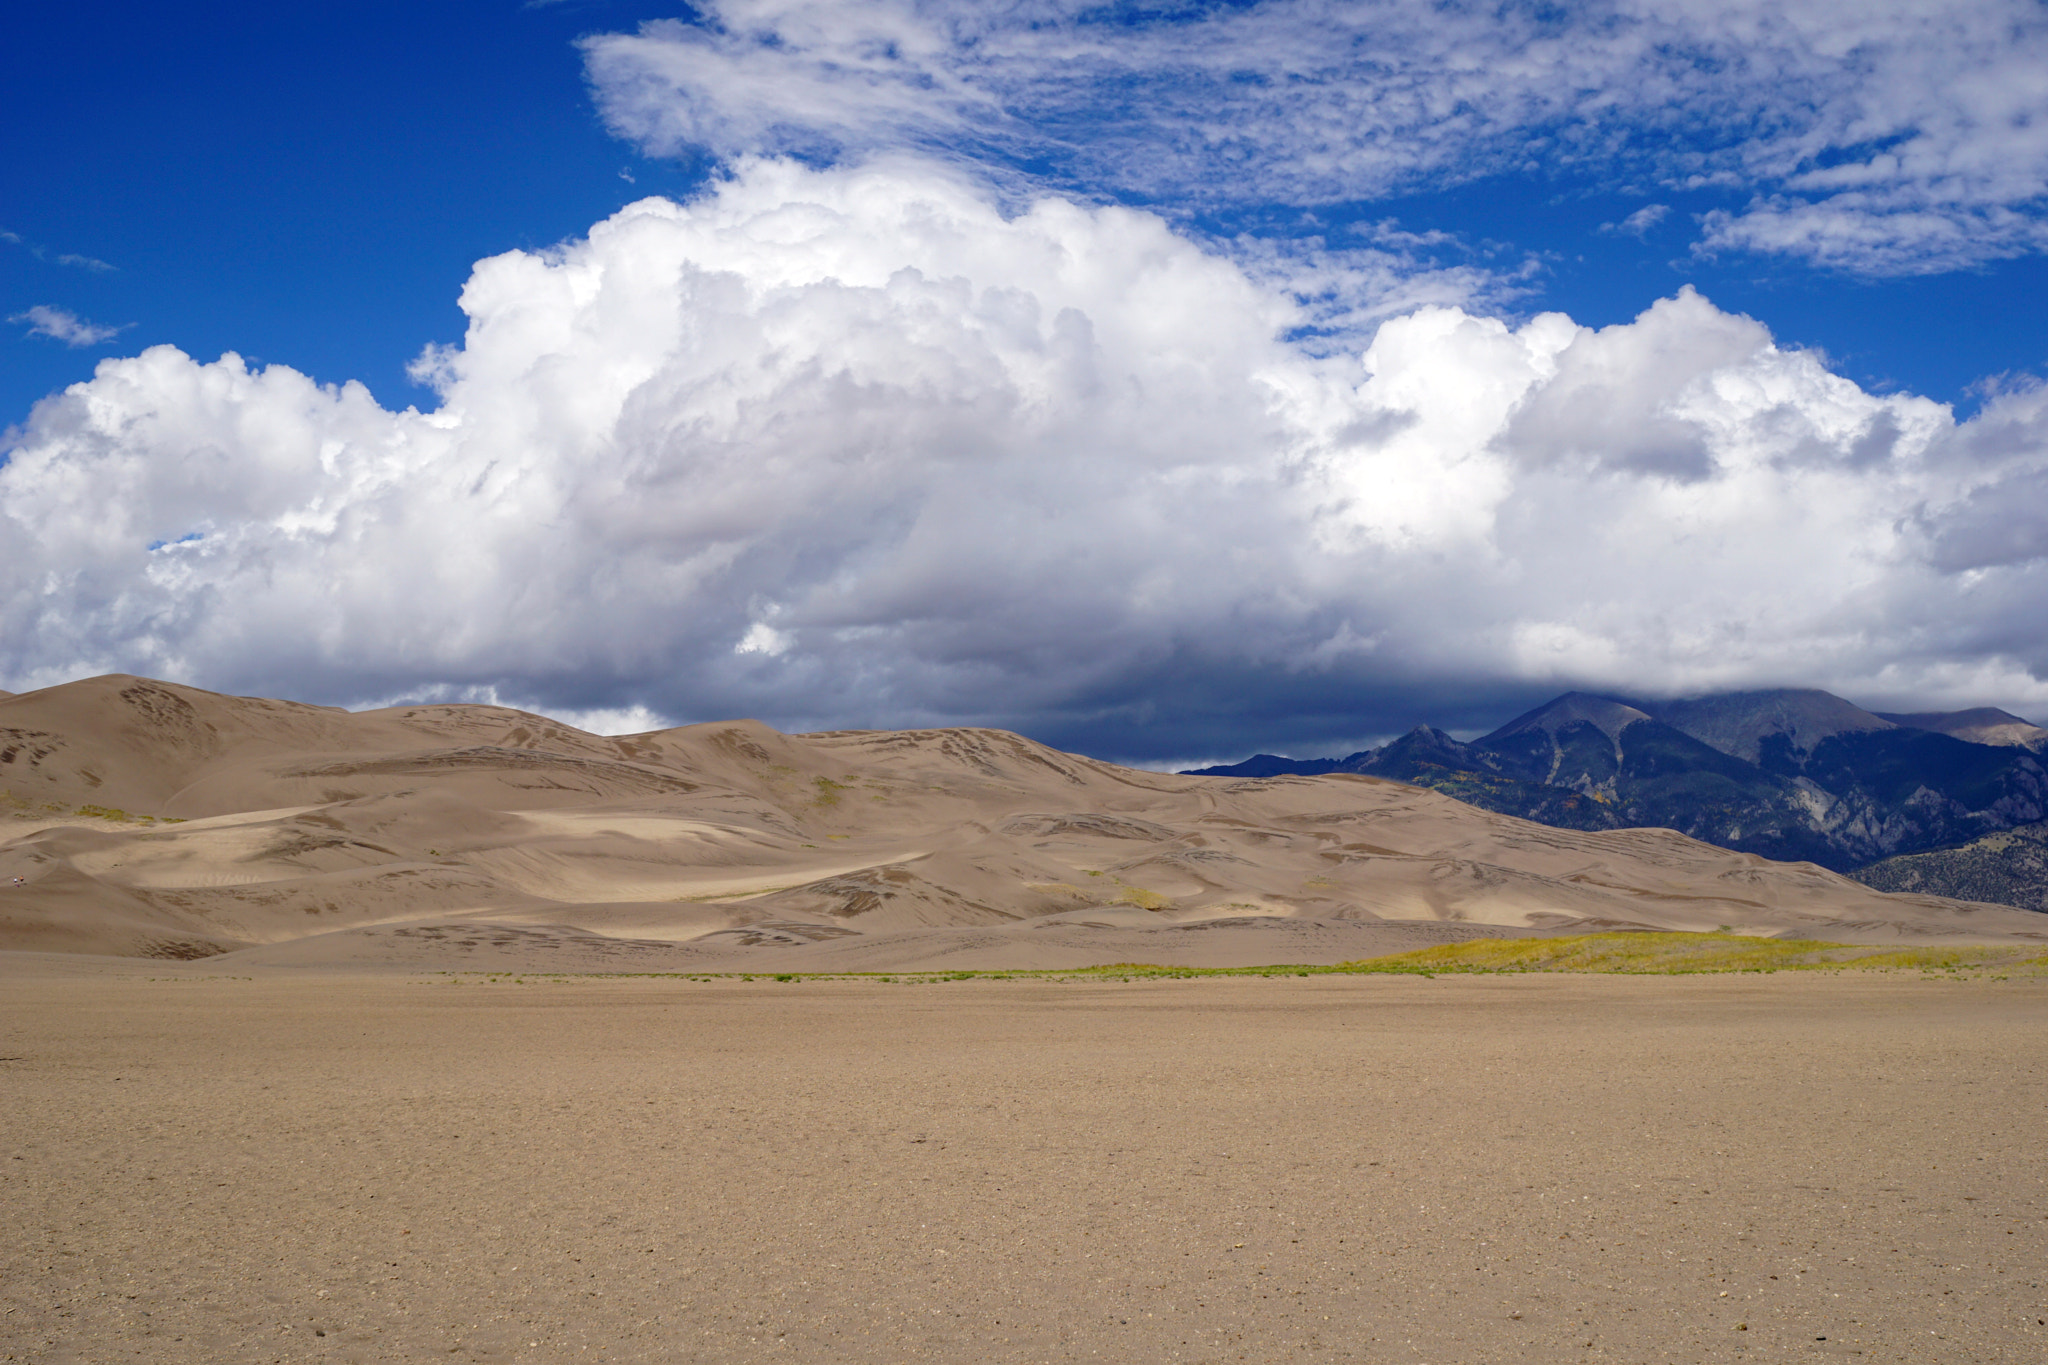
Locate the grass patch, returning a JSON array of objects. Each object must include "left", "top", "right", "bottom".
[
  {"left": 3, "top": 798, "right": 180, "bottom": 824},
  {"left": 432, "top": 933, "right": 2048, "bottom": 986},
  {"left": 1335, "top": 932, "right": 2048, "bottom": 976},
  {"left": 1110, "top": 882, "right": 1172, "bottom": 911},
  {"left": 1024, "top": 882, "right": 1091, "bottom": 900}
]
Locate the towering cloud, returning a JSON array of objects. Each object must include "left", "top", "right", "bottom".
[{"left": 5, "top": 160, "right": 2045, "bottom": 756}]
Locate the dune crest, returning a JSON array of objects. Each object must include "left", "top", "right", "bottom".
[{"left": 3, "top": 675, "right": 2043, "bottom": 968}]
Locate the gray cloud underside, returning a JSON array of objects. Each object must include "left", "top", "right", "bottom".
[{"left": 5, "top": 160, "right": 2048, "bottom": 760}]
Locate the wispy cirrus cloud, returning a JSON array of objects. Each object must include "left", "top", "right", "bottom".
[
  {"left": 2, "top": 228, "right": 115, "bottom": 273},
  {"left": 11, "top": 305, "right": 129, "bottom": 347},
  {"left": 1602, "top": 205, "right": 1671, "bottom": 238},
  {"left": 582, "top": 0, "right": 2048, "bottom": 277}
]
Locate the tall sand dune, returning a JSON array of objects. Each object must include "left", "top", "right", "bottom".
[{"left": 4, "top": 675, "right": 2044, "bottom": 968}]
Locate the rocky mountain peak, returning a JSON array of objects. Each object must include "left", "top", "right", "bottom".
[
  {"left": 1481, "top": 693, "right": 1654, "bottom": 748},
  {"left": 1652, "top": 688, "right": 1894, "bottom": 764}
]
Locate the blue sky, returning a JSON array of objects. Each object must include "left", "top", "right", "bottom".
[
  {"left": 7, "top": 2, "right": 2048, "bottom": 761},
  {"left": 10, "top": 1, "right": 2047, "bottom": 423},
  {"left": 2, "top": 2, "right": 696, "bottom": 426}
]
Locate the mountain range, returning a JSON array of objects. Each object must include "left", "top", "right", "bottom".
[{"left": 1186, "top": 689, "right": 2048, "bottom": 910}]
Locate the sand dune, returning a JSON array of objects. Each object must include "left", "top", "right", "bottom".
[{"left": 4, "top": 674, "right": 2045, "bottom": 967}]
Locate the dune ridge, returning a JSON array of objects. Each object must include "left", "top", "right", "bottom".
[{"left": 4, "top": 675, "right": 2044, "bottom": 970}]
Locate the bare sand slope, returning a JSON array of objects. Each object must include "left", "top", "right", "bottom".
[
  {"left": 3, "top": 965, "right": 2045, "bottom": 1364},
  {"left": 4, "top": 674, "right": 2044, "bottom": 967}
]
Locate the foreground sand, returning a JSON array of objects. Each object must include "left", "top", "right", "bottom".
[{"left": 4, "top": 962, "right": 2045, "bottom": 1363}]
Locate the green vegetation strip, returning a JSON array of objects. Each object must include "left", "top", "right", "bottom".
[
  {"left": 436, "top": 932, "right": 2048, "bottom": 985},
  {"left": 3, "top": 796, "right": 183, "bottom": 823}
]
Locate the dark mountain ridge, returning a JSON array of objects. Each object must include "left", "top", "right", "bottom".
[{"left": 1187, "top": 689, "right": 2048, "bottom": 899}]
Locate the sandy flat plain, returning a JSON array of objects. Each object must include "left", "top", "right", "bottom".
[{"left": 4, "top": 960, "right": 2045, "bottom": 1364}]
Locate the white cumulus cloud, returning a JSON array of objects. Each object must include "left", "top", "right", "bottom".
[{"left": 4, "top": 160, "right": 2047, "bottom": 757}]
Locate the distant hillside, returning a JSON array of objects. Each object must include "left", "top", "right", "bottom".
[
  {"left": 1187, "top": 688, "right": 2048, "bottom": 911},
  {"left": 1874, "top": 708, "right": 2048, "bottom": 752},
  {"left": 1194, "top": 753, "right": 1349, "bottom": 778},
  {"left": 1848, "top": 823, "right": 2048, "bottom": 912}
]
